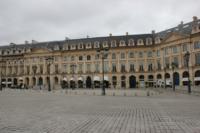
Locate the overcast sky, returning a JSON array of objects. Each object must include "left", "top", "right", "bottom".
[{"left": 0, "top": 0, "right": 199, "bottom": 45}]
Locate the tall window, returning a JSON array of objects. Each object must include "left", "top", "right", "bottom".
[
  {"left": 148, "top": 63, "right": 153, "bottom": 71},
  {"left": 95, "top": 63, "right": 100, "bottom": 72},
  {"left": 129, "top": 52, "right": 134, "bottom": 58},
  {"left": 112, "top": 53, "right": 116, "bottom": 59},
  {"left": 165, "top": 57, "right": 170, "bottom": 68},
  {"left": 86, "top": 64, "right": 91, "bottom": 73},
  {"left": 121, "top": 52, "right": 125, "bottom": 59},
  {"left": 87, "top": 55, "right": 91, "bottom": 60},
  {"left": 139, "top": 63, "right": 144, "bottom": 72},
  {"left": 157, "top": 50, "right": 160, "bottom": 57},
  {"left": 172, "top": 46, "right": 178, "bottom": 53},
  {"left": 195, "top": 53, "right": 200, "bottom": 65},
  {"left": 78, "top": 64, "right": 83, "bottom": 73},
  {"left": 112, "top": 63, "right": 117, "bottom": 72},
  {"left": 71, "top": 56, "right": 75, "bottom": 61},
  {"left": 104, "top": 62, "right": 109, "bottom": 72},
  {"left": 79, "top": 56, "right": 83, "bottom": 61},
  {"left": 173, "top": 56, "right": 179, "bottom": 66},
  {"left": 139, "top": 51, "right": 143, "bottom": 58},
  {"left": 129, "top": 63, "right": 135, "bottom": 72},
  {"left": 194, "top": 41, "right": 200, "bottom": 49},
  {"left": 147, "top": 51, "right": 153, "bottom": 57},
  {"left": 182, "top": 43, "right": 188, "bottom": 52},
  {"left": 157, "top": 60, "right": 161, "bottom": 70},
  {"left": 121, "top": 63, "right": 126, "bottom": 72}
]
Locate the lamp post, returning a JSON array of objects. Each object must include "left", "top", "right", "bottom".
[
  {"left": 70, "top": 64, "right": 76, "bottom": 90},
  {"left": 164, "top": 67, "right": 166, "bottom": 89},
  {"left": 184, "top": 51, "right": 191, "bottom": 93},
  {"left": 45, "top": 56, "right": 54, "bottom": 91},
  {"left": 171, "top": 62, "right": 177, "bottom": 91},
  {"left": 96, "top": 47, "right": 109, "bottom": 96}
]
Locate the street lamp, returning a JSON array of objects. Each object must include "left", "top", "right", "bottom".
[
  {"left": 164, "top": 67, "right": 166, "bottom": 89},
  {"left": 70, "top": 64, "right": 76, "bottom": 90},
  {"left": 96, "top": 47, "right": 109, "bottom": 96},
  {"left": 184, "top": 51, "right": 191, "bottom": 93},
  {"left": 171, "top": 62, "right": 177, "bottom": 91},
  {"left": 45, "top": 56, "right": 54, "bottom": 91}
]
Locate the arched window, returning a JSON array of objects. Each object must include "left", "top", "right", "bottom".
[
  {"left": 94, "top": 41, "right": 99, "bottom": 48},
  {"left": 137, "top": 39, "right": 143, "bottom": 45},
  {"left": 79, "top": 56, "right": 83, "bottom": 61},
  {"left": 128, "top": 39, "right": 134, "bottom": 46},
  {"left": 119, "top": 40, "right": 126, "bottom": 46},
  {"left": 111, "top": 40, "right": 117, "bottom": 47},
  {"left": 103, "top": 41, "right": 108, "bottom": 47},
  {"left": 87, "top": 55, "right": 91, "bottom": 60},
  {"left": 146, "top": 38, "right": 152, "bottom": 45}
]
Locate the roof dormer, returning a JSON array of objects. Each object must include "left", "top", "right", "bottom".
[{"left": 137, "top": 39, "right": 144, "bottom": 46}]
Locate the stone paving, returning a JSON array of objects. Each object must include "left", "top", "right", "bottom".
[{"left": 0, "top": 90, "right": 200, "bottom": 133}]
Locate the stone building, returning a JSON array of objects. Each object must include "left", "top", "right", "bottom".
[{"left": 0, "top": 16, "right": 200, "bottom": 90}]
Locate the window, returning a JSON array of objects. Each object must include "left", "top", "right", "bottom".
[
  {"left": 103, "top": 41, "right": 108, "bottom": 47},
  {"left": 71, "top": 56, "right": 75, "bottom": 61},
  {"left": 157, "top": 50, "right": 160, "bottom": 57},
  {"left": 172, "top": 46, "right": 178, "bottom": 53},
  {"left": 86, "top": 64, "right": 91, "bottom": 73},
  {"left": 78, "top": 64, "right": 83, "bottom": 73},
  {"left": 121, "top": 52, "right": 125, "bottom": 59},
  {"left": 87, "top": 55, "right": 91, "bottom": 60},
  {"left": 95, "top": 54, "right": 99, "bottom": 60},
  {"left": 182, "top": 43, "right": 188, "bottom": 52},
  {"left": 165, "top": 47, "right": 169, "bottom": 55},
  {"left": 139, "top": 62, "right": 144, "bottom": 72},
  {"left": 55, "top": 64, "right": 59, "bottom": 74},
  {"left": 120, "top": 40, "right": 126, "bottom": 46},
  {"left": 157, "top": 60, "right": 161, "bottom": 70},
  {"left": 86, "top": 42, "right": 92, "bottom": 48},
  {"left": 129, "top": 52, "right": 134, "bottom": 58},
  {"left": 173, "top": 56, "right": 179, "bottom": 66},
  {"left": 95, "top": 63, "right": 100, "bottom": 72},
  {"left": 63, "top": 64, "right": 67, "bottom": 73},
  {"left": 165, "top": 57, "right": 170, "bottom": 68},
  {"left": 148, "top": 62, "right": 153, "bottom": 71},
  {"left": 137, "top": 39, "right": 143, "bottom": 45},
  {"left": 194, "top": 41, "right": 200, "bottom": 49},
  {"left": 79, "top": 56, "right": 83, "bottom": 61},
  {"left": 78, "top": 43, "right": 84, "bottom": 49},
  {"left": 195, "top": 53, "right": 200, "bottom": 65},
  {"left": 63, "top": 56, "right": 67, "bottom": 61},
  {"left": 104, "top": 62, "right": 109, "bottom": 72},
  {"left": 139, "top": 52, "right": 143, "bottom": 58},
  {"left": 112, "top": 63, "right": 117, "bottom": 72},
  {"left": 147, "top": 51, "right": 153, "bottom": 57},
  {"left": 146, "top": 38, "right": 152, "bottom": 45},
  {"left": 128, "top": 39, "right": 134, "bottom": 46},
  {"left": 94, "top": 41, "right": 99, "bottom": 48},
  {"left": 129, "top": 63, "right": 135, "bottom": 72},
  {"left": 111, "top": 40, "right": 117, "bottom": 47},
  {"left": 121, "top": 63, "right": 126, "bottom": 72},
  {"left": 112, "top": 53, "right": 116, "bottom": 59}
]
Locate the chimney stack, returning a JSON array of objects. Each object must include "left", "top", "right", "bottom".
[
  {"left": 25, "top": 40, "right": 29, "bottom": 44},
  {"left": 126, "top": 32, "right": 129, "bottom": 36},
  {"left": 193, "top": 16, "right": 198, "bottom": 21},
  {"left": 151, "top": 30, "right": 155, "bottom": 35},
  {"left": 109, "top": 33, "right": 112, "bottom": 37}
]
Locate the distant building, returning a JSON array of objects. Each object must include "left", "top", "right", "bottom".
[{"left": 0, "top": 16, "right": 200, "bottom": 89}]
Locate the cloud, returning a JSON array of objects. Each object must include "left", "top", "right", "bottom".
[{"left": 0, "top": 0, "right": 199, "bottom": 45}]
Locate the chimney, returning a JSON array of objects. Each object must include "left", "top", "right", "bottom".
[
  {"left": 126, "top": 32, "right": 129, "bottom": 36},
  {"left": 178, "top": 21, "right": 184, "bottom": 30},
  {"left": 86, "top": 35, "right": 89, "bottom": 38},
  {"left": 65, "top": 37, "right": 70, "bottom": 40},
  {"left": 151, "top": 30, "right": 155, "bottom": 35},
  {"left": 109, "top": 33, "right": 112, "bottom": 37},
  {"left": 193, "top": 16, "right": 198, "bottom": 21},
  {"left": 32, "top": 40, "right": 37, "bottom": 44}
]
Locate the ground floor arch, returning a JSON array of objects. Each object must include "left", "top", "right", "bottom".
[
  {"left": 121, "top": 75, "right": 126, "bottom": 88},
  {"left": 195, "top": 70, "right": 200, "bottom": 85},
  {"left": 129, "top": 75, "right": 136, "bottom": 88},
  {"left": 112, "top": 76, "right": 117, "bottom": 88},
  {"left": 86, "top": 76, "right": 92, "bottom": 88},
  {"left": 173, "top": 72, "right": 180, "bottom": 86}
]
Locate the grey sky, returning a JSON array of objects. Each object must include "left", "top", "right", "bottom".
[{"left": 0, "top": 0, "right": 199, "bottom": 45}]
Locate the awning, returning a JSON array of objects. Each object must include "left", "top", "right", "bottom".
[
  {"left": 7, "top": 82, "right": 12, "bottom": 84},
  {"left": 78, "top": 77, "right": 83, "bottom": 81},
  {"left": 182, "top": 78, "right": 189, "bottom": 81},
  {"left": 194, "top": 77, "right": 200, "bottom": 81},
  {"left": 19, "top": 77, "right": 23, "bottom": 81},
  {"left": 1, "top": 81, "right": 6, "bottom": 84},
  {"left": 70, "top": 77, "right": 75, "bottom": 81},
  {"left": 63, "top": 77, "right": 67, "bottom": 81},
  {"left": 94, "top": 76, "right": 100, "bottom": 81}
]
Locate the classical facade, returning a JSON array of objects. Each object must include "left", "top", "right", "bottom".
[{"left": 0, "top": 16, "right": 200, "bottom": 90}]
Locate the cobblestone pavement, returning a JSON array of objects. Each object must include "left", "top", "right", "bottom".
[{"left": 0, "top": 90, "right": 200, "bottom": 133}]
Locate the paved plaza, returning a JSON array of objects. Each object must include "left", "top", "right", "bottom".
[{"left": 0, "top": 90, "right": 200, "bottom": 133}]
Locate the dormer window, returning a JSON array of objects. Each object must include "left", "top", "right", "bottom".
[
  {"left": 119, "top": 40, "right": 126, "bottom": 46},
  {"left": 111, "top": 40, "right": 117, "bottom": 47},
  {"left": 155, "top": 37, "right": 161, "bottom": 44},
  {"left": 63, "top": 43, "right": 68, "bottom": 50},
  {"left": 94, "top": 41, "right": 100, "bottom": 48},
  {"left": 137, "top": 39, "right": 144, "bottom": 46},
  {"left": 128, "top": 39, "right": 134, "bottom": 46},
  {"left": 86, "top": 42, "right": 92, "bottom": 49},
  {"left": 103, "top": 41, "right": 108, "bottom": 48},
  {"left": 78, "top": 43, "right": 84, "bottom": 49},
  {"left": 54, "top": 45, "right": 60, "bottom": 50},
  {"left": 146, "top": 38, "right": 152, "bottom": 45},
  {"left": 70, "top": 44, "right": 76, "bottom": 50}
]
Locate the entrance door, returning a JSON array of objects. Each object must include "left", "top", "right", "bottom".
[{"left": 129, "top": 75, "right": 136, "bottom": 88}]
